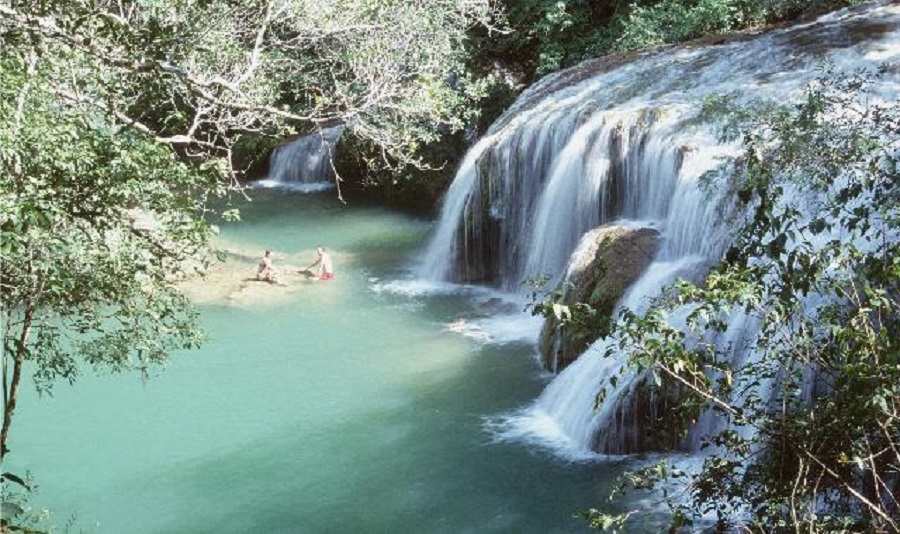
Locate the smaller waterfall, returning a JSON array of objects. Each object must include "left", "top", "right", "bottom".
[{"left": 259, "top": 125, "right": 344, "bottom": 192}]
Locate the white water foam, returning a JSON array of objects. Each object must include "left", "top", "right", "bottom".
[
  {"left": 252, "top": 179, "right": 335, "bottom": 193},
  {"left": 446, "top": 313, "right": 544, "bottom": 345},
  {"left": 485, "top": 406, "right": 607, "bottom": 463}
]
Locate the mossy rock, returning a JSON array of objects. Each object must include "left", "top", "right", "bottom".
[{"left": 540, "top": 225, "right": 659, "bottom": 372}]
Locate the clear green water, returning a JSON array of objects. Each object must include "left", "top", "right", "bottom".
[{"left": 10, "top": 190, "right": 629, "bottom": 533}]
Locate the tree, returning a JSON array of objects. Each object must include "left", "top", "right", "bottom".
[
  {"left": 0, "top": 47, "right": 211, "bottom": 529},
  {"left": 585, "top": 68, "right": 900, "bottom": 531},
  {"left": 0, "top": 0, "right": 498, "bottom": 197}
]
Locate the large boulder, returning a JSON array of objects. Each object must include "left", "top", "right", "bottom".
[{"left": 539, "top": 225, "right": 660, "bottom": 372}]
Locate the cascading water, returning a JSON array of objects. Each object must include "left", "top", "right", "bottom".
[
  {"left": 421, "top": 2, "right": 900, "bottom": 455},
  {"left": 257, "top": 125, "right": 344, "bottom": 192}
]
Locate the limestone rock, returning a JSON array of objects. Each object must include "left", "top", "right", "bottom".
[{"left": 539, "top": 225, "right": 659, "bottom": 372}]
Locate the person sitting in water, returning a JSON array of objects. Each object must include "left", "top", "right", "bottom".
[
  {"left": 304, "top": 246, "right": 335, "bottom": 280},
  {"left": 256, "top": 250, "right": 277, "bottom": 283}
]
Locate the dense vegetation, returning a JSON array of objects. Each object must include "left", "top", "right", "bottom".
[{"left": 476, "top": 0, "right": 856, "bottom": 80}]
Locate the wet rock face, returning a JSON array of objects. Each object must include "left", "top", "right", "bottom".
[
  {"left": 593, "top": 376, "right": 687, "bottom": 454},
  {"left": 540, "top": 225, "right": 660, "bottom": 372}
]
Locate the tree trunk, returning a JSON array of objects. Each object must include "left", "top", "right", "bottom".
[{"left": 1, "top": 303, "right": 34, "bottom": 462}]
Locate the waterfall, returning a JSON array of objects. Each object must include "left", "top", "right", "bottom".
[
  {"left": 258, "top": 125, "right": 344, "bottom": 192},
  {"left": 421, "top": 2, "right": 900, "bottom": 454}
]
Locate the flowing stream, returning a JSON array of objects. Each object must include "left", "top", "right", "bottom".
[{"left": 8, "top": 190, "right": 645, "bottom": 533}]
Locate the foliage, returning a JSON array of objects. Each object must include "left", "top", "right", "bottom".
[
  {"left": 610, "top": 0, "right": 858, "bottom": 55},
  {"left": 608, "top": 0, "right": 754, "bottom": 52},
  {"left": 528, "top": 275, "right": 610, "bottom": 343},
  {"left": 473, "top": 0, "right": 856, "bottom": 85},
  {"left": 0, "top": 473, "right": 52, "bottom": 534},
  {"left": 533, "top": 291, "right": 608, "bottom": 342},
  {"left": 588, "top": 67, "right": 900, "bottom": 530},
  {"left": 467, "top": 0, "right": 611, "bottom": 81},
  {"left": 1, "top": 0, "right": 498, "bottom": 185},
  {"left": 497, "top": 0, "right": 599, "bottom": 76},
  {"left": 333, "top": 128, "right": 470, "bottom": 213},
  {"left": 0, "top": 45, "right": 210, "bottom": 441},
  {"left": 604, "top": 0, "right": 857, "bottom": 55},
  {"left": 527, "top": 270, "right": 618, "bottom": 373}
]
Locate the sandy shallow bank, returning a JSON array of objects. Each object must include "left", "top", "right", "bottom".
[{"left": 177, "top": 244, "right": 346, "bottom": 307}]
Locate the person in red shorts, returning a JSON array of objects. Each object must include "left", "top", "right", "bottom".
[{"left": 305, "top": 246, "right": 335, "bottom": 281}]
